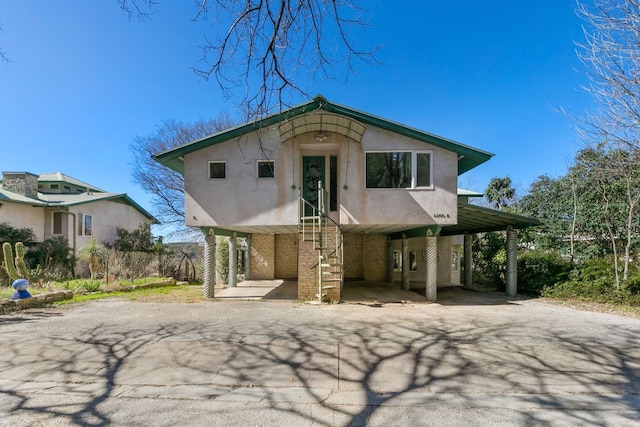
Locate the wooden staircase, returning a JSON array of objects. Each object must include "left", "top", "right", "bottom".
[{"left": 299, "top": 182, "right": 343, "bottom": 303}]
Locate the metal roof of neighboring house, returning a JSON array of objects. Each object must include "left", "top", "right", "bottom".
[
  {"left": 0, "top": 187, "right": 48, "bottom": 206},
  {"left": 154, "top": 95, "right": 494, "bottom": 175},
  {"left": 457, "top": 189, "right": 484, "bottom": 198},
  {"left": 38, "top": 172, "right": 107, "bottom": 193},
  {"left": 0, "top": 177, "right": 156, "bottom": 222},
  {"left": 37, "top": 192, "right": 156, "bottom": 221}
]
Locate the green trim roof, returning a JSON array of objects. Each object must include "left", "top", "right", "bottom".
[
  {"left": 154, "top": 95, "right": 494, "bottom": 175},
  {"left": 0, "top": 187, "right": 156, "bottom": 223}
]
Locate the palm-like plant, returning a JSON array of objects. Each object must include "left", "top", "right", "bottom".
[{"left": 78, "top": 239, "right": 107, "bottom": 280}]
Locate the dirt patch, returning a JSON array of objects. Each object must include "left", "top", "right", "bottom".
[{"left": 541, "top": 297, "right": 640, "bottom": 318}]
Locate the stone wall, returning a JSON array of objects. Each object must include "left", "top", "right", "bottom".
[
  {"left": 362, "top": 234, "right": 387, "bottom": 281},
  {"left": 251, "top": 233, "right": 275, "bottom": 279},
  {"left": 343, "top": 234, "right": 363, "bottom": 279},
  {"left": 297, "top": 233, "right": 317, "bottom": 300},
  {"left": 2, "top": 172, "right": 39, "bottom": 198},
  {"left": 274, "top": 234, "right": 298, "bottom": 279},
  {"left": 297, "top": 225, "right": 341, "bottom": 301}
]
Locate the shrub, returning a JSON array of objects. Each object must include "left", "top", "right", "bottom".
[
  {"left": 517, "top": 250, "right": 572, "bottom": 295},
  {"left": 216, "top": 238, "right": 229, "bottom": 284},
  {"left": 543, "top": 256, "right": 640, "bottom": 305},
  {"left": 77, "top": 280, "right": 101, "bottom": 293}
]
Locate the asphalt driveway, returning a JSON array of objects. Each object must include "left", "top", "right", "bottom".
[{"left": 1, "top": 288, "right": 639, "bottom": 426}]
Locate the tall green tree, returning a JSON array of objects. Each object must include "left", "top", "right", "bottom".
[{"left": 485, "top": 176, "right": 516, "bottom": 211}]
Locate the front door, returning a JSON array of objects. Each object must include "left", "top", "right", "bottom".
[{"left": 302, "top": 156, "right": 325, "bottom": 216}]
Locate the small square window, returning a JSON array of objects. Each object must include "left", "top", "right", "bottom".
[
  {"left": 257, "top": 160, "right": 275, "bottom": 178},
  {"left": 209, "top": 161, "right": 226, "bottom": 179}
]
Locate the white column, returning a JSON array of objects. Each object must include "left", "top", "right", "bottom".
[
  {"left": 506, "top": 227, "right": 518, "bottom": 297},
  {"left": 425, "top": 234, "right": 438, "bottom": 301},
  {"left": 203, "top": 231, "right": 216, "bottom": 299},
  {"left": 229, "top": 233, "right": 238, "bottom": 287}
]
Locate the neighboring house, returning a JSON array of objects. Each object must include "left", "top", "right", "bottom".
[
  {"left": 0, "top": 171, "right": 156, "bottom": 257},
  {"left": 155, "top": 95, "right": 540, "bottom": 301}
]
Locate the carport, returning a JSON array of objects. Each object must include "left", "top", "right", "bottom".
[{"left": 209, "top": 199, "right": 542, "bottom": 304}]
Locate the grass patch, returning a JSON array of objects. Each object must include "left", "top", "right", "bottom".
[{"left": 53, "top": 284, "right": 205, "bottom": 305}]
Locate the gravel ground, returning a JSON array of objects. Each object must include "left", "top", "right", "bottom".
[{"left": 0, "top": 287, "right": 639, "bottom": 426}]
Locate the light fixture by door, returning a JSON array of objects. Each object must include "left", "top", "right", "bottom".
[{"left": 315, "top": 132, "right": 326, "bottom": 141}]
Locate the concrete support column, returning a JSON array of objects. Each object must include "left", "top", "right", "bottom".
[
  {"left": 203, "top": 232, "right": 216, "bottom": 299},
  {"left": 464, "top": 233, "right": 473, "bottom": 288},
  {"left": 425, "top": 234, "right": 438, "bottom": 301},
  {"left": 506, "top": 227, "right": 518, "bottom": 297},
  {"left": 402, "top": 234, "right": 410, "bottom": 290},
  {"left": 229, "top": 233, "right": 238, "bottom": 287},
  {"left": 244, "top": 235, "right": 252, "bottom": 280},
  {"left": 387, "top": 237, "right": 394, "bottom": 283}
]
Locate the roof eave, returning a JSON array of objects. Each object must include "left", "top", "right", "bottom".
[{"left": 153, "top": 96, "right": 494, "bottom": 175}]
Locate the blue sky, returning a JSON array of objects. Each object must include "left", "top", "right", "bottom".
[{"left": 0, "top": 1, "right": 593, "bottom": 218}]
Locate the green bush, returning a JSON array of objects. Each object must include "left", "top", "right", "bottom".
[
  {"left": 517, "top": 250, "right": 572, "bottom": 295},
  {"left": 216, "top": 238, "right": 229, "bottom": 284},
  {"left": 543, "top": 256, "right": 640, "bottom": 305},
  {"left": 77, "top": 280, "right": 101, "bottom": 292}
]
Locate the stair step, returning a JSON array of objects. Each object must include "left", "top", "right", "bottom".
[
  {"left": 321, "top": 278, "right": 342, "bottom": 283},
  {"left": 321, "top": 286, "right": 337, "bottom": 290}
]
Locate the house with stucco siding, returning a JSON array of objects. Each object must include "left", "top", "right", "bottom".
[
  {"left": 0, "top": 171, "right": 155, "bottom": 258},
  {"left": 154, "top": 95, "right": 539, "bottom": 301}
]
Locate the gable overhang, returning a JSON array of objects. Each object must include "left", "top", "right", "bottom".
[
  {"left": 153, "top": 95, "right": 494, "bottom": 175},
  {"left": 38, "top": 193, "right": 157, "bottom": 223}
]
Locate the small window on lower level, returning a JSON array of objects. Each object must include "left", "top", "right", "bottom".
[
  {"left": 209, "top": 161, "right": 226, "bottom": 179},
  {"left": 257, "top": 160, "right": 275, "bottom": 178},
  {"left": 393, "top": 250, "right": 403, "bottom": 272},
  {"left": 410, "top": 251, "right": 418, "bottom": 271}
]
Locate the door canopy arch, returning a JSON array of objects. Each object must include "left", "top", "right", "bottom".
[{"left": 277, "top": 112, "right": 366, "bottom": 143}]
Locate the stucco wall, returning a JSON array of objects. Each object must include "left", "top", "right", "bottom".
[
  {"left": 340, "top": 127, "right": 459, "bottom": 227},
  {"left": 62, "top": 200, "right": 150, "bottom": 256},
  {"left": 183, "top": 123, "right": 459, "bottom": 229},
  {"left": 0, "top": 203, "right": 46, "bottom": 241}
]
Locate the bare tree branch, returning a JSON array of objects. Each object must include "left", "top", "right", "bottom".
[
  {"left": 129, "top": 115, "right": 235, "bottom": 239},
  {"left": 189, "top": 0, "right": 378, "bottom": 118},
  {"left": 117, "top": 0, "right": 157, "bottom": 21}
]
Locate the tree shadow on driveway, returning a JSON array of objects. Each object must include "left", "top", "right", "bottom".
[{"left": 0, "top": 300, "right": 639, "bottom": 426}]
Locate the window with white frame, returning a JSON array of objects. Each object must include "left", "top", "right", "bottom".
[
  {"left": 257, "top": 160, "right": 275, "bottom": 178},
  {"left": 77, "top": 213, "right": 93, "bottom": 236},
  {"left": 208, "top": 161, "right": 226, "bottom": 179},
  {"left": 52, "top": 212, "right": 63, "bottom": 235},
  {"left": 365, "top": 151, "right": 433, "bottom": 189},
  {"left": 393, "top": 250, "right": 403, "bottom": 272}
]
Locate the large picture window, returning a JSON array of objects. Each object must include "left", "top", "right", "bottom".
[{"left": 365, "top": 151, "right": 433, "bottom": 189}]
